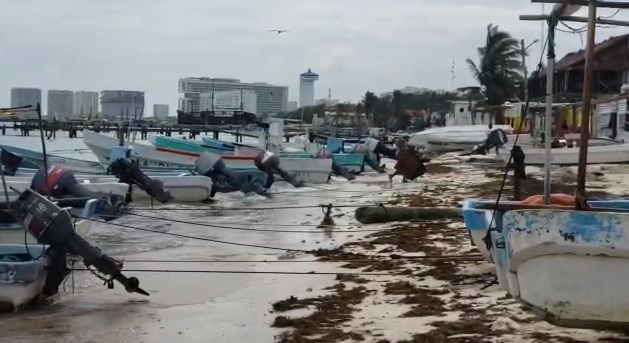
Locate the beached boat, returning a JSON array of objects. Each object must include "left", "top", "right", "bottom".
[
  {"left": 0, "top": 244, "right": 49, "bottom": 310},
  {"left": 154, "top": 135, "right": 364, "bottom": 174},
  {"left": 0, "top": 197, "right": 96, "bottom": 245},
  {"left": 497, "top": 136, "right": 629, "bottom": 165},
  {"left": 498, "top": 200, "right": 629, "bottom": 329},
  {"left": 0, "top": 179, "right": 129, "bottom": 203},
  {"left": 408, "top": 125, "right": 515, "bottom": 153},
  {"left": 1, "top": 145, "right": 108, "bottom": 174},
  {"left": 2, "top": 173, "right": 213, "bottom": 203},
  {"left": 84, "top": 130, "right": 333, "bottom": 183},
  {"left": 83, "top": 130, "right": 197, "bottom": 169}
]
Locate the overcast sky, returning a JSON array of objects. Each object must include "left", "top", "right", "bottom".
[{"left": 1, "top": 0, "right": 627, "bottom": 114}]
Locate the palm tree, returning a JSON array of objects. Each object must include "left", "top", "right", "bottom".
[{"left": 466, "top": 24, "right": 522, "bottom": 124}]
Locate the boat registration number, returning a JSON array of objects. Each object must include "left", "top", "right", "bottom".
[{"left": 295, "top": 171, "right": 311, "bottom": 179}]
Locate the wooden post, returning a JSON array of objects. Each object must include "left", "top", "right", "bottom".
[{"left": 575, "top": 0, "right": 598, "bottom": 198}]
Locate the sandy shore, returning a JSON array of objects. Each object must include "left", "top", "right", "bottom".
[
  {"left": 4, "top": 154, "right": 629, "bottom": 342},
  {"left": 269, "top": 160, "right": 629, "bottom": 342}
]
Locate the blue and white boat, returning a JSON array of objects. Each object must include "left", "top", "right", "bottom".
[{"left": 463, "top": 196, "right": 629, "bottom": 330}]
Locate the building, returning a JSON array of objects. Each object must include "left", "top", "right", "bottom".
[
  {"left": 100, "top": 90, "right": 145, "bottom": 120},
  {"left": 73, "top": 91, "right": 99, "bottom": 117},
  {"left": 530, "top": 33, "right": 629, "bottom": 100},
  {"left": 47, "top": 90, "right": 74, "bottom": 119},
  {"left": 299, "top": 69, "right": 319, "bottom": 107},
  {"left": 199, "top": 89, "right": 257, "bottom": 114},
  {"left": 315, "top": 98, "right": 339, "bottom": 107},
  {"left": 10, "top": 87, "right": 42, "bottom": 109},
  {"left": 153, "top": 104, "right": 169, "bottom": 120},
  {"left": 287, "top": 101, "right": 298, "bottom": 112},
  {"left": 178, "top": 77, "right": 288, "bottom": 115}
]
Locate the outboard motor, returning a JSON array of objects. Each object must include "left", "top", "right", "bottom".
[
  {"left": 30, "top": 166, "right": 124, "bottom": 221},
  {"left": 0, "top": 149, "right": 23, "bottom": 176},
  {"left": 254, "top": 151, "right": 304, "bottom": 188},
  {"left": 108, "top": 159, "right": 173, "bottom": 203},
  {"left": 365, "top": 137, "right": 397, "bottom": 160},
  {"left": 469, "top": 128, "right": 509, "bottom": 155},
  {"left": 195, "top": 152, "right": 267, "bottom": 196},
  {"left": 332, "top": 161, "right": 355, "bottom": 181},
  {"left": 106, "top": 146, "right": 173, "bottom": 203},
  {"left": 315, "top": 144, "right": 355, "bottom": 181},
  {"left": 12, "top": 189, "right": 149, "bottom": 296},
  {"left": 352, "top": 144, "right": 386, "bottom": 173}
]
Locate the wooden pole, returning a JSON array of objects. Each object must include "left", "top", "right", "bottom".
[{"left": 575, "top": 0, "right": 598, "bottom": 198}]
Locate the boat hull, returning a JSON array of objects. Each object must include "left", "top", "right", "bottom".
[
  {"left": 0, "top": 244, "right": 48, "bottom": 310},
  {"left": 0, "top": 220, "right": 90, "bottom": 245},
  {"left": 89, "top": 175, "right": 213, "bottom": 202},
  {"left": 83, "top": 130, "right": 197, "bottom": 168},
  {"left": 494, "top": 204, "right": 629, "bottom": 329},
  {"left": 159, "top": 136, "right": 363, "bottom": 174},
  {"left": 498, "top": 142, "right": 629, "bottom": 165}
]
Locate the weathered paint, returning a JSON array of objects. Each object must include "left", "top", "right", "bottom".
[{"left": 499, "top": 206, "right": 629, "bottom": 329}]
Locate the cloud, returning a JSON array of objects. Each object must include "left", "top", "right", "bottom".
[{"left": 0, "top": 0, "right": 627, "bottom": 114}]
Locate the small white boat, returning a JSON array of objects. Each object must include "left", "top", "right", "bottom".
[
  {"left": 0, "top": 244, "right": 49, "bottom": 311},
  {"left": 83, "top": 130, "right": 197, "bottom": 168},
  {"left": 84, "top": 130, "right": 332, "bottom": 184},
  {"left": 85, "top": 175, "right": 213, "bottom": 202},
  {"left": 408, "top": 125, "right": 515, "bottom": 153},
  {"left": 0, "top": 197, "right": 97, "bottom": 245},
  {"left": 498, "top": 137, "right": 629, "bottom": 165},
  {"left": 0, "top": 179, "right": 130, "bottom": 202},
  {"left": 2, "top": 175, "right": 213, "bottom": 203}
]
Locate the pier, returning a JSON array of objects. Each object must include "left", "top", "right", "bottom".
[{"left": 6, "top": 120, "right": 306, "bottom": 142}]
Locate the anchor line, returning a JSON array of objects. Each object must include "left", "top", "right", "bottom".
[
  {"left": 129, "top": 203, "right": 367, "bottom": 211},
  {"left": 67, "top": 269, "right": 402, "bottom": 276},
  {"left": 78, "top": 217, "right": 311, "bottom": 252},
  {"left": 111, "top": 211, "right": 393, "bottom": 233},
  {"left": 484, "top": 37, "right": 548, "bottom": 251},
  {"left": 115, "top": 255, "right": 485, "bottom": 263},
  {"left": 107, "top": 215, "right": 366, "bottom": 228}
]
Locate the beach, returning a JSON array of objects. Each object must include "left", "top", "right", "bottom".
[{"left": 1, "top": 133, "right": 629, "bottom": 342}]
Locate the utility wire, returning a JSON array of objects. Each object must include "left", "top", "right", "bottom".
[
  {"left": 81, "top": 216, "right": 310, "bottom": 252},
  {"left": 114, "top": 211, "right": 388, "bottom": 233},
  {"left": 69, "top": 269, "right": 400, "bottom": 276},
  {"left": 120, "top": 255, "right": 485, "bottom": 263}
]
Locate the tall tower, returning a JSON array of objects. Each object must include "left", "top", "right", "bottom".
[{"left": 299, "top": 68, "right": 319, "bottom": 108}]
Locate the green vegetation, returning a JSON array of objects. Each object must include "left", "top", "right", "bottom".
[
  {"left": 465, "top": 24, "right": 523, "bottom": 123},
  {"left": 279, "top": 90, "right": 460, "bottom": 131}
]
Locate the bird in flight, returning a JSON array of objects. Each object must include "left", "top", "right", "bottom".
[{"left": 269, "top": 29, "right": 289, "bottom": 35}]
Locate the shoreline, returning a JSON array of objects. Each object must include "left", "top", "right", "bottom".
[{"left": 268, "top": 162, "right": 629, "bottom": 342}]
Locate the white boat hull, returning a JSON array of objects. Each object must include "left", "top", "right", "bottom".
[
  {"left": 498, "top": 143, "right": 629, "bottom": 165},
  {"left": 0, "top": 180, "right": 129, "bottom": 201},
  {"left": 0, "top": 220, "right": 90, "bottom": 245},
  {"left": 408, "top": 125, "right": 515, "bottom": 153},
  {"left": 88, "top": 175, "right": 213, "bottom": 202},
  {"left": 497, "top": 208, "right": 629, "bottom": 329},
  {"left": 85, "top": 130, "right": 332, "bottom": 184},
  {"left": 0, "top": 245, "right": 49, "bottom": 310},
  {"left": 83, "top": 130, "right": 197, "bottom": 168},
  {"left": 223, "top": 157, "right": 332, "bottom": 184}
]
